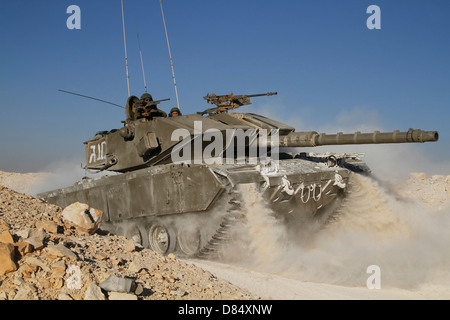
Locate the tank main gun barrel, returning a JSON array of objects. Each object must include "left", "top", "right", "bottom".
[{"left": 279, "top": 129, "right": 439, "bottom": 147}]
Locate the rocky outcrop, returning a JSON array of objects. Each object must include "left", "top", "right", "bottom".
[{"left": 0, "top": 185, "right": 258, "bottom": 300}]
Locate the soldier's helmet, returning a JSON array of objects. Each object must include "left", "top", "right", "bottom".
[
  {"left": 169, "top": 107, "right": 182, "bottom": 117},
  {"left": 141, "top": 93, "right": 153, "bottom": 101}
]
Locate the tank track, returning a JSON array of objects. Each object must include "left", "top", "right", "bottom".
[{"left": 196, "top": 192, "right": 246, "bottom": 259}]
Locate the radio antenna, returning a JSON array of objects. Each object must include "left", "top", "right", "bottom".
[
  {"left": 159, "top": 0, "right": 180, "bottom": 110},
  {"left": 121, "top": 0, "right": 131, "bottom": 97},
  {"left": 58, "top": 89, "right": 125, "bottom": 109},
  {"left": 136, "top": 29, "right": 148, "bottom": 93}
]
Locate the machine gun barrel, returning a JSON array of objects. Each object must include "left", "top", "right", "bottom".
[
  {"left": 136, "top": 98, "right": 170, "bottom": 111},
  {"left": 279, "top": 129, "right": 439, "bottom": 147},
  {"left": 245, "top": 92, "right": 278, "bottom": 98},
  {"left": 149, "top": 98, "right": 170, "bottom": 105}
]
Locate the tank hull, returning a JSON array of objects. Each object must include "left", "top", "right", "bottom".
[{"left": 38, "top": 154, "right": 363, "bottom": 257}]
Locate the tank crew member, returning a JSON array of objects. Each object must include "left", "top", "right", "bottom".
[
  {"left": 134, "top": 93, "right": 167, "bottom": 120},
  {"left": 169, "top": 107, "right": 182, "bottom": 117},
  {"left": 141, "top": 93, "right": 153, "bottom": 103}
]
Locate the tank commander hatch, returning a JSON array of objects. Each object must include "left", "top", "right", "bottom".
[{"left": 134, "top": 93, "right": 167, "bottom": 120}]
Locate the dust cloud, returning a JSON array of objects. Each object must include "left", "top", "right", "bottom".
[
  {"left": 222, "top": 174, "right": 450, "bottom": 289},
  {"left": 28, "top": 160, "right": 117, "bottom": 197}
]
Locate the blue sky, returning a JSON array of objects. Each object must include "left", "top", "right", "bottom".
[{"left": 0, "top": 0, "right": 449, "bottom": 175}]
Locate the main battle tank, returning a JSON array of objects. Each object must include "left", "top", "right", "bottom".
[{"left": 38, "top": 92, "right": 439, "bottom": 257}]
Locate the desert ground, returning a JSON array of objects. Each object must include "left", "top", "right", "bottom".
[{"left": 0, "top": 169, "right": 449, "bottom": 300}]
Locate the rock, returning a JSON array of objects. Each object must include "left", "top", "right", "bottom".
[
  {"left": 167, "top": 274, "right": 176, "bottom": 283},
  {"left": 58, "top": 293, "right": 73, "bottom": 300},
  {"left": 0, "top": 243, "right": 17, "bottom": 275},
  {"left": 15, "top": 241, "right": 34, "bottom": 257},
  {"left": 153, "top": 272, "right": 164, "bottom": 281},
  {"left": 109, "top": 256, "right": 125, "bottom": 266},
  {"left": 51, "top": 261, "right": 66, "bottom": 278},
  {"left": 26, "top": 228, "right": 47, "bottom": 250},
  {"left": 39, "top": 278, "right": 51, "bottom": 289},
  {"left": 94, "top": 252, "right": 107, "bottom": 261},
  {"left": 62, "top": 202, "right": 103, "bottom": 235},
  {"left": 0, "top": 219, "right": 10, "bottom": 232},
  {"left": 35, "top": 220, "right": 59, "bottom": 234},
  {"left": 45, "top": 244, "right": 78, "bottom": 260},
  {"left": 167, "top": 252, "right": 176, "bottom": 261},
  {"left": 20, "top": 263, "right": 38, "bottom": 279},
  {"left": 84, "top": 283, "right": 106, "bottom": 300},
  {"left": 128, "top": 260, "right": 144, "bottom": 273},
  {"left": 124, "top": 239, "right": 136, "bottom": 252},
  {"left": 23, "top": 256, "right": 51, "bottom": 272},
  {"left": 15, "top": 229, "right": 29, "bottom": 239},
  {"left": 174, "top": 289, "right": 188, "bottom": 297},
  {"left": 0, "top": 230, "right": 14, "bottom": 244},
  {"left": 108, "top": 292, "right": 138, "bottom": 300},
  {"left": 134, "top": 284, "right": 144, "bottom": 295},
  {"left": 13, "top": 285, "right": 38, "bottom": 300},
  {"left": 51, "top": 277, "right": 64, "bottom": 289},
  {"left": 99, "top": 274, "right": 137, "bottom": 293}
]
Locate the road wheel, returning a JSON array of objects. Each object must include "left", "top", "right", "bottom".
[
  {"left": 148, "top": 222, "right": 176, "bottom": 255},
  {"left": 124, "top": 225, "right": 143, "bottom": 246},
  {"left": 177, "top": 225, "right": 202, "bottom": 257}
]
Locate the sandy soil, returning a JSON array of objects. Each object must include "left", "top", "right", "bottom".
[{"left": 185, "top": 259, "right": 450, "bottom": 300}]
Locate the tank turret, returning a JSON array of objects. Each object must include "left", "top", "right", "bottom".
[{"left": 83, "top": 108, "right": 438, "bottom": 173}]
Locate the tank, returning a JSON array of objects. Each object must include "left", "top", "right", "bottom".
[{"left": 38, "top": 92, "right": 439, "bottom": 258}]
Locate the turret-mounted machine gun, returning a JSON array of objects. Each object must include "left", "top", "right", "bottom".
[
  {"left": 125, "top": 96, "right": 171, "bottom": 123},
  {"left": 199, "top": 92, "right": 278, "bottom": 116}
]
